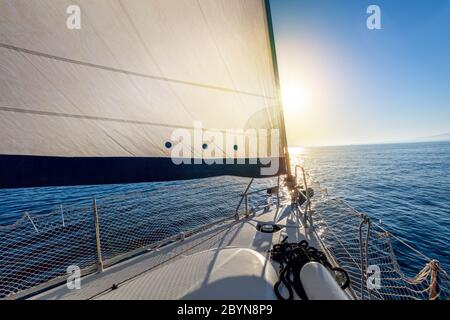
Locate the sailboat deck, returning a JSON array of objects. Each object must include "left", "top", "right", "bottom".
[{"left": 32, "top": 205, "right": 321, "bottom": 300}]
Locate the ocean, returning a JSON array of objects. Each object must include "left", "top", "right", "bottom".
[
  {"left": 294, "top": 141, "right": 450, "bottom": 272},
  {"left": 0, "top": 141, "right": 449, "bottom": 274}
]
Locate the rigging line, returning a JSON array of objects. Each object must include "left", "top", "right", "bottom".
[
  {"left": 338, "top": 198, "right": 436, "bottom": 264},
  {"left": 263, "top": 0, "right": 290, "bottom": 175},
  {"left": 0, "top": 43, "right": 276, "bottom": 100},
  {"left": 372, "top": 221, "right": 434, "bottom": 263}
]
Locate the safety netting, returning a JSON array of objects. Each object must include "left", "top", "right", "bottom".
[
  {"left": 0, "top": 177, "right": 278, "bottom": 299},
  {"left": 308, "top": 180, "right": 449, "bottom": 300}
]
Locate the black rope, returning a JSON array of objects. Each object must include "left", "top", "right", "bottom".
[{"left": 270, "top": 238, "right": 350, "bottom": 300}]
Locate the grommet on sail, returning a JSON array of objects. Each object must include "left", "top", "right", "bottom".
[{"left": 0, "top": 0, "right": 289, "bottom": 188}]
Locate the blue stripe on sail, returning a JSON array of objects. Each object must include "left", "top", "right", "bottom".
[{"left": 0, "top": 155, "right": 286, "bottom": 189}]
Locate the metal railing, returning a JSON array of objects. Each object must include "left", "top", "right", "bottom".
[
  {"left": 2, "top": 169, "right": 447, "bottom": 300},
  {"left": 286, "top": 165, "right": 315, "bottom": 230},
  {"left": 1, "top": 177, "right": 279, "bottom": 299},
  {"left": 296, "top": 167, "right": 450, "bottom": 300},
  {"left": 234, "top": 178, "right": 254, "bottom": 219},
  {"left": 234, "top": 178, "right": 282, "bottom": 219}
]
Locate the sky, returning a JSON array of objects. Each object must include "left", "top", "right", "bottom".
[{"left": 270, "top": 0, "right": 450, "bottom": 147}]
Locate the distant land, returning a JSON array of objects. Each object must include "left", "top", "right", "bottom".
[
  {"left": 374, "top": 132, "right": 450, "bottom": 145},
  {"left": 414, "top": 132, "right": 450, "bottom": 143},
  {"left": 300, "top": 132, "right": 450, "bottom": 148}
]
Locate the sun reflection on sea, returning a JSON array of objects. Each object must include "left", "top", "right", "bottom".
[
  {"left": 288, "top": 146, "right": 307, "bottom": 173},
  {"left": 288, "top": 146, "right": 306, "bottom": 155}
]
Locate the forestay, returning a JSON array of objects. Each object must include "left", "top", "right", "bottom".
[{"left": 0, "top": 0, "right": 287, "bottom": 188}]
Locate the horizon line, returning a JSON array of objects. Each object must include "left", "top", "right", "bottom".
[{"left": 290, "top": 138, "right": 450, "bottom": 149}]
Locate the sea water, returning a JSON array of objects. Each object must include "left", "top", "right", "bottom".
[{"left": 0, "top": 141, "right": 449, "bottom": 273}]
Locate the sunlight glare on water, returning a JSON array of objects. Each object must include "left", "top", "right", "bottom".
[{"left": 0, "top": 142, "right": 448, "bottom": 272}]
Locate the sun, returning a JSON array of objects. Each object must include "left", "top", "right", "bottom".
[{"left": 281, "top": 85, "right": 306, "bottom": 114}]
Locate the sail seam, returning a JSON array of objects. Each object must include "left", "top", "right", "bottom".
[
  {"left": 0, "top": 43, "right": 276, "bottom": 100},
  {"left": 0, "top": 106, "right": 268, "bottom": 135}
]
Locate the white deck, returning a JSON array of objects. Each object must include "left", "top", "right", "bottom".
[{"left": 32, "top": 205, "right": 324, "bottom": 300}]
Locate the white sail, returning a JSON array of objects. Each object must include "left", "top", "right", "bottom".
[{"left": 0, "top": 0, "right": 286, "bottom": 187}]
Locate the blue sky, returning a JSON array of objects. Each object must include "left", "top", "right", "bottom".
[{"left": 271, "top": 0, "right": 450, "bottom": 146}]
